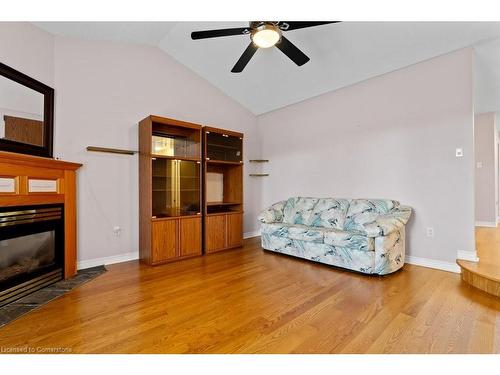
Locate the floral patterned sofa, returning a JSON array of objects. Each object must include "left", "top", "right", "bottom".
[{"left": 258, "top": 197, "right": 412, "bottom": 275}]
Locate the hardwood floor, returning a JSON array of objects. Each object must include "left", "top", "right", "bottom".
[
  {"left": 457, "top": 226, "right": 500, "bottom": 288},
  {"left": 0, "top": 236, "right": 499, "bottom": 353}
]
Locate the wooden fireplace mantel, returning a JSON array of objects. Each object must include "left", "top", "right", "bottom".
[{"left": 0, "top": 151, "right": 82, "bottom": 278}]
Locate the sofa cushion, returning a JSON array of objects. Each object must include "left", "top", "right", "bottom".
[
  {"left": 287, "top": 225, "right": 325, "bottom": 243},
  {"left": 344, "top": 199, "right": 399, "bottom": 233},
  {"left": 261, "top": 222, "right": 290, "bottom": 237},
  {"left": 261, "top": 223, "right": 325, "bottom": 243},
  {"left": 309, "top": 198, "right": 350, "bottom": 229},
  {"left": 258, "top": 200, "right": 286, "bottom": 223},
  {"left": 283, "top": 197, "right": 319, "bottom": 225},
  {"left": 323, "top": 229, "right": 375, "bottom": 252}
]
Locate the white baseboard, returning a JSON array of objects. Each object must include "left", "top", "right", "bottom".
[
  {"left": 475, "top": 221, "right": 497, "bottom": 228},
  {"left": 76, "top": 237, "right": 461, "bottom": 276},
  {"left": 77, "top": 233, "right": 261, "bottom": 270},
  {"left": 77, "top": 251, "right": 139, "bottom": 270},
  {"left": 244, "top": 230, "right": 260, "bottom": 239},
  {"left": 457, "top": 250, "right": 479, "bottom": 262},
  {"left": 405, "top": 255, "right": 460, "bottom": 273}
]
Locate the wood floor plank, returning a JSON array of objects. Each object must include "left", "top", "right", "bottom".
[{"left": 365, "top": 312, "right": 415, "bottom": 353}]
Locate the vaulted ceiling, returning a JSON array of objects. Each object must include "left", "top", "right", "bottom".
[{"left": 34, "top": 22, "right": 500, "bottom": 115}]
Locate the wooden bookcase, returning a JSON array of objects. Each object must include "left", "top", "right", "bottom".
[
  {"left": 139, "top": 115, "right": 203, "bottom": 265},
  {"left": 203, "top": 126, "right": 244, "bottom": 253}
]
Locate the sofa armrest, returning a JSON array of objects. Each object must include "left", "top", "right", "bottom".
[
  {"left": 362, "top": 205, "right": 412, "bottom": 237},
  {"left": 258, "top": 200, "right": 286, "bottom": 223}
]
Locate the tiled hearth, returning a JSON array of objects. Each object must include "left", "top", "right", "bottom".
[{"left": 0, "top": 265, "right": 106, "bottom": 328}]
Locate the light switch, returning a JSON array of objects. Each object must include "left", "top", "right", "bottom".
[
  {"left": 477, "top": 162, "right": 483, "bottom": 168},
  {"left": 456, "top": 148, "right": 463, "bottom": 157},
  {"left": 426, "top": 227, "right": 435, "bottom": 237}
]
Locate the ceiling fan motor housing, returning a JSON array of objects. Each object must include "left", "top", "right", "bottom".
[{"left": 250, "top": 22, "right": 282, "bottom": 48}]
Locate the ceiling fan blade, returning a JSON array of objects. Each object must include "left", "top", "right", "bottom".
[
  {"left": 278, "top": 21, "right": 340, "bottom": 31},
  {"left": 231, "top": 43, "right": 258, "bottom": 73},
  {"left": 275, "top": 36, "right": 310, "bottom": 66},
  {"left": 191, "top": 27, "right": 250, "bottom": 40}
]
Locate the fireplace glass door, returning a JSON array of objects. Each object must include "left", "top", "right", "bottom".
[{"left": 0, "top": 204, "right": 64, "bottom": 306}]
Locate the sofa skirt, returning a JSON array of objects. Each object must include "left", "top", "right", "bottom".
[{"left": 261, "top": 232, "right": 404, "bottom": 275}]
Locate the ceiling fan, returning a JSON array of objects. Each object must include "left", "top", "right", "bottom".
[{"left": 191, "top": 21, "right": 340, "bottom": 73}]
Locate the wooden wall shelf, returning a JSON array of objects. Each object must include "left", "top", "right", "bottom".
[{"left": 86, "top": 146, "right": 137, "bottom": 155}]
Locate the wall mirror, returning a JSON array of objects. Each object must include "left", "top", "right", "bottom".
[{"left": 0, "top": 62, "right": 54, "bottom": 158}]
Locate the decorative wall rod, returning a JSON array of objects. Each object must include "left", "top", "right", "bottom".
[{"left": 86, "top": 146, "right": 138, "bottom": 155}]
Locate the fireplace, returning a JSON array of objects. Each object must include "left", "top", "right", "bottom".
[{"left": 0, "top": 204, "right": 64, "bottom": 307}]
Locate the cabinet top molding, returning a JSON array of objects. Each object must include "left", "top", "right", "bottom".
[
  {"left": 146, "top": 115, "right": 203, "bottom": 130},
  {"left": 204, "top": 126, "right": 243, "bottom": 138}
]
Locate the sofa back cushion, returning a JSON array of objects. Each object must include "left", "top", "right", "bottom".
[
  {"left": 283, "top": 197, "right": 319, "bottom": 225},
  {"left": 344, "top": 199, "right": 399, "bottom": 232},
  {"left": 310, "top": 198, "right": 350, "bottom": 229}
]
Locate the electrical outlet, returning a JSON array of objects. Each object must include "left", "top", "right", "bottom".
[
  {"left": 113, "top": 226, "right": 121, "bottom": 237},
  {"left": 426, "top": 227, "right": 434, "bottom": 238}
]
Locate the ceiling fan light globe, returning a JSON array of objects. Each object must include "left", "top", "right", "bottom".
[{"left": 251, "top": 28, "right": 281, "bottom": 48}]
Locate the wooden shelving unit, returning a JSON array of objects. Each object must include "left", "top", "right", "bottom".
[
  {"left": 139, "top": 115, "right": 203, "bottom": 265},
  {"left": 203, "top": 126, "right": 244, "bottom": 253}
]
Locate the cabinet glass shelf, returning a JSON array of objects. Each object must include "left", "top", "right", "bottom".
[{"left": 152, "top": 158, "right": 200, "bottom": 218}]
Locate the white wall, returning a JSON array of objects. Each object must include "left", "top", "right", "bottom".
[
  {"left": 494, "top": 127, "right": 500, "bottom": 220},
  {"left": 496, "top": 127, "right": 499, "bottom": 221},
  {"left": 474, "top": 113, "right": 497, "bottom": 225},
  {"left": 0, "top": 23, "right": 261, "bottom": 265},
  {"left": 257, "top": 48, "right": 475, "bottom": 263},
  {"left": 0, "top": 23, "right": 54, "bottom": 86}
]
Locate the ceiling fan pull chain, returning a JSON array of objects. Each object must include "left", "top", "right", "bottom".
[{"left": 280, "top": 22, "right": 290, "bottom": 30}]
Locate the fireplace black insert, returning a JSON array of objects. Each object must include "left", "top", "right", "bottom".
[{"left": 0, "top": 204, "right": 64, "bottom": 307}]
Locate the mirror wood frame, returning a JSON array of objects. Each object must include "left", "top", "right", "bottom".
[{"left": 0, "top": 62, "right": 54, "bottom": 158}]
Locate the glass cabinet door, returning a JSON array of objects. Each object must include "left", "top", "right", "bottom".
[
  {"left": 206, "top": 132, "right": 242, "bottom": 162},
  {"left": 152, "top": 158, "right": 201, "bottom": 217}
]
